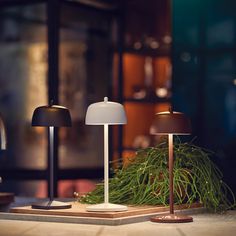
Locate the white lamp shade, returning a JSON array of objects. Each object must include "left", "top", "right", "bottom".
[{"left": 85, "top": 97, "right": 127, "bottom": 125}]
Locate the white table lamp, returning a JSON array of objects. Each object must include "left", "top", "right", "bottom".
[{"left": 85, "top": 97, "right": 128, "bottom": 212}]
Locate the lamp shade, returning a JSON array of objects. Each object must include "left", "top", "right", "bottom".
[
  {"left": 32, "top": 104, "right": 72, "bottom": 127},
  {"left": 150, "top": 107, "right": 191, "bottom": 135},
  {"left": 85, "top": 97, "right": 127, "bottom": 125}
]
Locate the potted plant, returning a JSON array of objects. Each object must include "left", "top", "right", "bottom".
[{"left": 80, "top": 139, "right": 235, "bottom": 212}]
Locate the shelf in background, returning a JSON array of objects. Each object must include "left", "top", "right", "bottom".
[
  {"left": 114, "top": 47, "right": 171, "bottom": 57},
  {"left": 124, "top": 97, "right": 170, "bottom": 104},
  {"left": 123, "top": 102, "right": 170, "bottom": 148}
]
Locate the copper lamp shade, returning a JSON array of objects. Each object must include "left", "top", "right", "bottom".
[
  {"left": 150, "top": 109, "right": 191, "bottom": 135},
  {"left": 150, "top": 107, "right": 193, "bottom": 223},
  {"left": 32, "top": 105, "right": 72, "bottom": 127}
]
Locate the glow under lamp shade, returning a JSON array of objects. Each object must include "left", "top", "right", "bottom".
[{"left": 85, "top": 97, "right": 127, "bottom": 125}]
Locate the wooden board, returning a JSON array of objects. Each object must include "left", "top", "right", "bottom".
[{"left": 10, "top": 202, "right": 202, "bottom": 219}]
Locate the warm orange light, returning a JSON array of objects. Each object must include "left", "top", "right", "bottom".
[{"left": 34, "top": 126, "right": 45, "bottom": 134}]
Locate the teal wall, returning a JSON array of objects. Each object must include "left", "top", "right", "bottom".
[{"left": 172, "top": 0, "right": 236, "bottom": 192}]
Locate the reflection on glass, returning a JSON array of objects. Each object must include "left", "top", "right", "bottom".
[
  {"left": 59, "top": 5, "right": 112, "bottom": 169},
  {"left": 0, "top": 4, "right": 47, "bottom": 173},
  {"left": 0, "top": 180, "right": 47, "bottom": 198}
]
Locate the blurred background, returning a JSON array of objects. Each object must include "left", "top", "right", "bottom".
[{"left": 0, "top": 0, "right": 235, "bottom": 199}]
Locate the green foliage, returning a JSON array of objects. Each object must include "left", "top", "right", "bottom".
[{"left": 80, "top": 139, "right": 235, "bottom": 211}]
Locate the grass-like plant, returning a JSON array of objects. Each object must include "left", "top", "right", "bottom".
[{"left": 80, "top": 139, "right": 235, "bottom": 212}]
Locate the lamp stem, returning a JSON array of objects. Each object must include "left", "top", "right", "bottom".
[
  {"left": 104, "top": 124, "right": 109, "bottom": 204},
  {"left": 168, "top": 133, "right": 174, "bottom": 214},
  {"left": 49, "top": 126, "right": 54, "bottom": 202}
]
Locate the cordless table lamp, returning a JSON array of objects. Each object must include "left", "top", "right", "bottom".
[
  {"left": 31, "top": 102, "right": 72, "bottom": 209},
  {"left": 150, "top": 107, "right": 193, "bottom": 223},
  {"left": 85, "top": 97, "right": 127, "bottom": 212}
]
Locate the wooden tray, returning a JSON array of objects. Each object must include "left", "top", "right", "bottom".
[{"left": 0, "top": 202, "right": 205, "bottom": 225}]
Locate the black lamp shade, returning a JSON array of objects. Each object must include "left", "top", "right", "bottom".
[
  {"left": 150, "top": 109, "right": 191, "bottom": 135},
  {"left": 32, "top": 105, "right": 72, "bottom": 127}
]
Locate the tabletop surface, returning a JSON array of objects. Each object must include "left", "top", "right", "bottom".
[
  {"left": 0, "top": 197, "right": 236, "bottom": 236},
  {"left": 0, "top": 211, "right": 236, "bottom": 236}
]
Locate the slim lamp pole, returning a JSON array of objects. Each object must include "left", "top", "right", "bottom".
[
  {"left": 104, "top": 124, "right": 109, "bottom": 204},
  {"left": 168, "top": 134, "right": 174, "bottom": 214},
  {"left": 49, "top": 126, "right": 54, "bottom": 202}
]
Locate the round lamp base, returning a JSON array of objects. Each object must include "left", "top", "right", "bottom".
[
  {"left": 86, "top": 203, "right": 128, "bottom": 212},
  {"left": 150, "top": 214, "right": 193, "bottom": 223},
  {"left": 31, "top": 200, "right": 72, "bottom": 210}
]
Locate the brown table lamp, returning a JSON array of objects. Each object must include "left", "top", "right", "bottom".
[
  {"left": 150, "top": 106, "right": 193, "bottom": 223},
  {"left": 31, "top": 101, "right": 72, "bottom": 209}
]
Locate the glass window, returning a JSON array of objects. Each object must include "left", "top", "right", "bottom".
[
  {"left": 58, "top": 4, "right": 113, "bottom": 169},
  {"left": 0, "top": 3, "right": 47, "bottom": 170}
]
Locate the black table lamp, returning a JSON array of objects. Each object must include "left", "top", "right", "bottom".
[
  {"left": 31, "top": 102, "right": 72, "bottom": 210},
  {"left": 150, "top": 107, "right": 193, "bottom": 223}
]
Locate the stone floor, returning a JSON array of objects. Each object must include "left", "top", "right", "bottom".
[{"left": 0, "top": 211, "right": 236, "bottom": 236}]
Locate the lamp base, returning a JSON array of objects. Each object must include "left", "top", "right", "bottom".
[
  {"left": 31, "top": 200, "right": 72, "bottom": 210},
  {"left": 86, "top": 203, "right": 128, "bottom": 212},
  {"left": 150, "top": 214, "right": 193, "bottom": 223}
]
